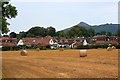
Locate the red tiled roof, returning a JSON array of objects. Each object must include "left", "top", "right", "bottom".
[
  {"left": 37, "top": 36, "right": 52, "bottom": 46},
  {"left": 0, "top": 37, "right": 17, "bottom": 47},
  {"left": 23, "top": 36, "right": 53, "bottom": 46},
  {"left": 111, "top": 40, "right": 118, "bottom": 44},
  {"left": 22, "top": 38, "right": 39, "bottom": 45},
  {"left": 2, "top": 37, "right": 17, "bottom": 40},
  {"left": 2, "top": 42, "right": 16, "bottom": 46},
  {"left": 96, "top": 41, "right": 106, "bottom": 44}
]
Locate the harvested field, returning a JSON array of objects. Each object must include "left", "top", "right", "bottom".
[{"left": 2, "top": 49, "right": 118, "bottom": 78}]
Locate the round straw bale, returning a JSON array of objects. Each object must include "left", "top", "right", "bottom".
[
  {"left": 59, "top": 48, "right": 64, "bottom": 51},
  {"left": 79, "top": 50, "right": 87, "bottom": 57},
  {"left": 36, "top": 48, "right": 40, "bottom": 51},
  {"left": 107, "top": 47, "right": 112, "bottom": 51},
  {"left": 20, "top": 50, "right": 27, "bottom": 56},
  {"left": 111, "top": 46, "right": 116, "bottom": 49}
]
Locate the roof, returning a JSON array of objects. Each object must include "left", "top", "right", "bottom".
[
  {"left": 0, "top": 37, "right": 17, "bottom": 46},
  {"left": 22, "top": 38, "right": 39, "bottom": 45},
  {"left": 23, "top": 36, "right": 53, "bottom": 46},
  {"left": 1, "top": 37, "right": 17, "bottom": 40},
  {"left": 38, "top": 36, "right": 52, "bottom": 46},
  {"left": 1, "top": 42, "right": 16, "bottom": 46}
]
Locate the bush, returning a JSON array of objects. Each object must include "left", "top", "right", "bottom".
[
  {"left": 76, "top": 44, "right": 112, "bottom": 49},
  {"left": 11, "top": 46, "right": 20, "bottom": 51},
  {"left": 76, "top": 45, "right": 91, "bottom": 49},
  {"left": 115, "top": 44, "right": 120, "bottom": 49},
  {"left": 2, "top": 45, "right": 11, "bottom": 51},
  {"left": 18, "top": 45, "right": 27, "bottom": 49},
  {"left": 46, "top": 45, "right": 51, "bottom": 49}
]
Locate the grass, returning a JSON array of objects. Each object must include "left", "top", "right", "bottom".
[{"left": 2, "top": 49, "right": 118, "bottom": 78}]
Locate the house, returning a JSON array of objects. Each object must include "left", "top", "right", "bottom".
[
  {"left": 1, "top": 36, "right": 119, "bottom": 49},
  {"left": 17, "top": 39, "right": 24, "bottom": 46},
  {"left": 17, "top": 36, "right": 58, "bottom": 49},
  {"left": 37, "top": 36, "right": 57, "bottom": 49},
  {"left": 0, "top": 37, "right": 18, "bottom": 47},
  {"left": 57, "top": 38, "right": 83, "bottom": 48},
  {"left": 22, "top": 38, "right": 39, "bottom": 46},
  {"left": 91, "top": 36, "right": 118, "bottom": 45}
]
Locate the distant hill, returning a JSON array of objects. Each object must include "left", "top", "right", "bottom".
[
  {"left": 61, "top": 22, "right": 118, "bottom": 34},
  {"left": 91, "top": 24, "right": 118, "bottom": 34}
]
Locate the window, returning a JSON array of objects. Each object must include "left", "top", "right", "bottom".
[{"left": 33, "top": 40, "right": 36, "bottom": 42}]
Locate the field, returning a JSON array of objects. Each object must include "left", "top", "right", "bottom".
[{"left": 2, "top": 49, "right": 118, "bottom": 78}]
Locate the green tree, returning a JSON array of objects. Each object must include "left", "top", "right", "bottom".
[
  {"left": 1, "top": 0, "right": 17, "bottom": 34},
  {"left": 17, "top": 31, "right": 26, "bottom": 39},
  {"left": 56, "top": 31, "right": 66, "bottom": 38},
  {"left": 87, "top": 28, "right": 95, "bottom": 37},
  {"left": 106, "top": 32, "right": 112, "bottom": 36},
  {"left": 27, "top": 26, "right": 47, "bottom": 37},
  {"left": 46, "top": 26, "right": 56, "bottom": 37},
  {"left": 117, "top": 29, "right": 120, "bottom": 37},
  {"left": 100, "top": 31, "right": 106, "bottom": 35},
  {"left": 9, "top": 32, "right": 16, "bottom": 38},
  {"left": 68, "top": 25, "right": 87, "bottom": 37}
]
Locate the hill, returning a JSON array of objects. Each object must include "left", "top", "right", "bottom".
[{"left": 62, "top": 22, "right": 118, "bottom": 34}]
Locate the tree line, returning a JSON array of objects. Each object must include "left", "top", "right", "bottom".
[{"left": 7, "top": 25, "right": 120, "bottom": 39}]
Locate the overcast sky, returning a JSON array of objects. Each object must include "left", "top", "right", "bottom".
[{"left": 7, "top": 0, "right": 119, "bottom": 34}]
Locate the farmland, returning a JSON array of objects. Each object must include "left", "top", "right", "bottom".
[{"left": 2, "top": 49, "right": 118, "bottom": 78}]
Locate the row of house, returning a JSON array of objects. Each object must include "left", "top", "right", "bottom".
[{"left": 0, "top": 36, "right": 119, "bottom": 49}]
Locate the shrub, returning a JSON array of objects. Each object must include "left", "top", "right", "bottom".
[
  {"left": 116, "top": 44, "right": 120, "bottom": 49},
  {"left": 40, "top": 47, "right": 47, "bottom": 50},
  {"left": 46, "top": 45, "right": 51, "bottom": 49},
  {"left": 2, "top": 45, "right": 11, "bottom": 51},
  {"left": 76, "top": 45, "right": 91, "bottom": 49},
  {"left": 18, "top": 45, "right": 27, "bottom": 49},
  {"left": 11, "top": 46, "right": 20, "bottom": 51},
  {"left": 76, "top": 44, "right": 112, "bottom": 49},
  {"left": 31, "top": 45, "right": 39, "bottom": 49}
]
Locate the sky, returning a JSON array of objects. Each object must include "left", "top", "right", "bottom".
[{"left": 7, "top": 0, "right": 119, "bottom": 34}]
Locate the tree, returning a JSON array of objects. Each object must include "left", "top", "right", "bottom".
[
  {"left": 46, "top": 26, "right": 56, "bottom": 37},
  {"left": 27, "top": 26, "right": 47, "bottom": 37},
  {"left": 117, "top": 29, "right": 120, "bottom": 37},
  {"left": 17, "top": 31, "right": 27, "bottom": 39},
  {"left": 106, "top": 32, "right": 112, "bottom": 36},
  {"left": 56, "top": 25, "right": 95, "bottom": 38},
  {"left": 56, "top": 31, "right": 66, "bottom": 38},
  {"left": 87, "top": 28, "right": 95, "bottom": 37},
  {"left": 67, "top": 25, "right": 87, "bottom": 37},
  {"left": 9, "top": 32, "right": 16, "bottom": 38},
  {"left": 100, "top": 31, "right": 106, "bottom": 35},
  {"left": 1, "top": 0, "right": 17, "bottom": 34}
]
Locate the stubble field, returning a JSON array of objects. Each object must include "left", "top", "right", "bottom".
[{"left": 2, "top": 49, "right": 118, "bottom": 78}]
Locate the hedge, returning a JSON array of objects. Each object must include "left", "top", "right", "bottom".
[
  {"left": 76, "top": 44, "right": 120, "bottom": 49},
  {"left": 2, "top": 45, "right": 11, "bottom": 51},
  {"left": 11, "top": 46, "right": 20, "bottom": 51},
  {"left": 2, "top": 44, "right": 120, "bottom": 51},
  {"left": 1, "top": 45, "right": 50, "bottom": 51}
]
